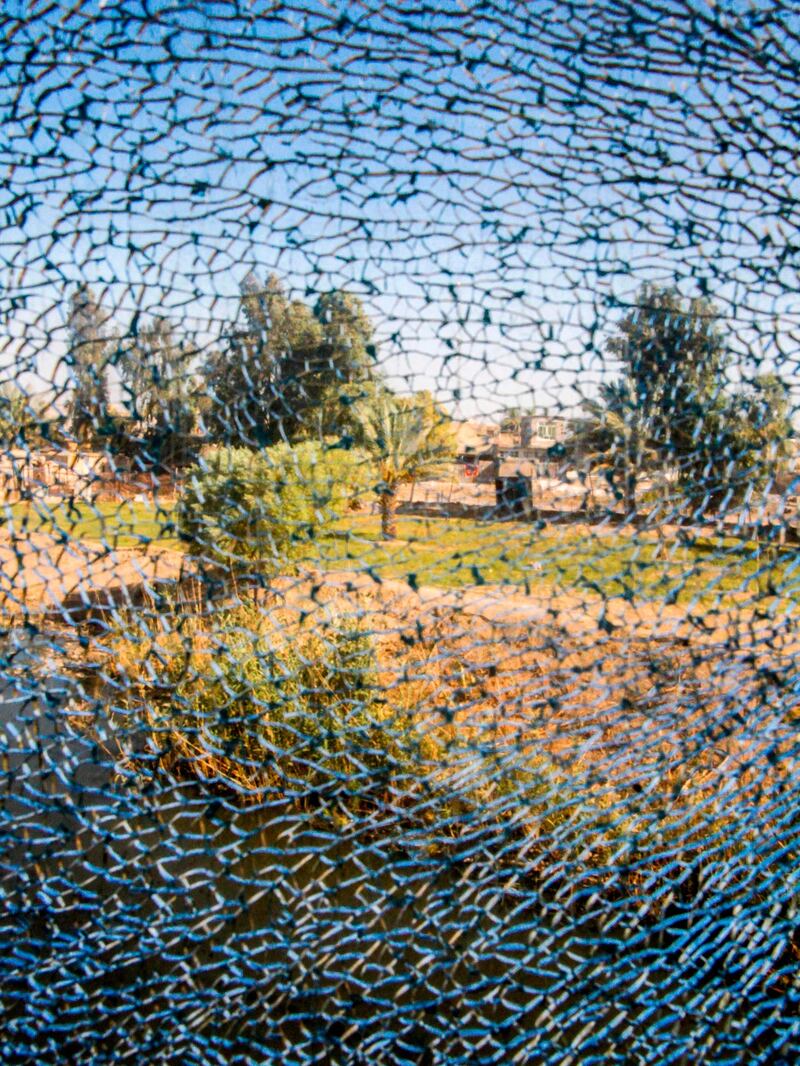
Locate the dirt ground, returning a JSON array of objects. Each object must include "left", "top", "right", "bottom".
[
  {"left": 6, "top": 528, "right": 798, "bottom": 807},
  {"left": 0, "top": 532, "right": 184, "bottom": 620},
  {"left": 251, "top": 566, "right": 800, "bottom": 810}
]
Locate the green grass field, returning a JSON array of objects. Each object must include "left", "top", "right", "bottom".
[
  {"left": 301, "top": 514, "right": 800, "bottom": 607},
  {"left": 7, "top": 499, "right": 182, "bottom": 550},
  {"left": 6, "top": 500, "right": 798, "bottom": 606}
]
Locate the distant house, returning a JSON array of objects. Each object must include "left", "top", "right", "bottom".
[
  {"left": 455, "top": 421, "right": 500, "bottom": 461},
  {"left": 0, "top": 445, "right": 112, "bottom": 502},
  {"left": 454, "top": 422, "right": 499, "bottom": 483},
  {"left": 456, "top": 412, "right": 583, "bottom": 488},
  {"left": 519, "top": 415, "right": 576, "bottom": 450}
]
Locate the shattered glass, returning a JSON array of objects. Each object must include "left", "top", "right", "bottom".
[{"left": 1, "top": 2, "right": 799, "bottom": 1062}]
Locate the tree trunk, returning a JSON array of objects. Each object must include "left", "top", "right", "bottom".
[
  {"left": 379, "top": 487, "right": 398, "bottom": 539},
  {"left": 624, "top": 438, "right": 638, "bottom": 519},
  {"left": 624, "top": 468, "right": 637, "bottom": 519}
]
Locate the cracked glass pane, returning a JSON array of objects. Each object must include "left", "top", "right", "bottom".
[{"left": 1, "top": 2, "right": 799, "bottom": 1062}]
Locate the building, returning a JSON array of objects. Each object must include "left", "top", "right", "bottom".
[
  {"left": 455, "top": 421, "right": 500, "bottom": 462},
  {"left": 0, "top": 445, "right": 114, "bottom": 503},
  {"left": 456, "top": 413, "right": 582, "bottom": 485},
  {"left": 519, "top": 415, "right": 576, "bottom": 451}
]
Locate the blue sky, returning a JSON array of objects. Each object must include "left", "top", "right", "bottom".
[{"left": 2, "top": 0, "right": 799, "bottom": 419}]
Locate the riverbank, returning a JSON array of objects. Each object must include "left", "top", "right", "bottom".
[
  {"left": 64, "top": 563, "right": 796, "bottom": 917},
  {"left": 4, "top": 575, "right": 799, "bottom": 1062},
  {"left": 7, "top": 502, "right": 799, "bottom": 614},
  {"left": 0, "top": 531, "right": 185, "bottom": 621}
]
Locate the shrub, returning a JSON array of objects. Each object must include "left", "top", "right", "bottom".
[
  {"left": 177, "top": 440, "right": 371, "bottom": 574},
  {"left": 106, "top": 603, "right": 427, "bottom": 808}
]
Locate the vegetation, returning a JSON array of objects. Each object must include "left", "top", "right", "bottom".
[
  {"left": 291, "top": 515, "right": 797, "bottom": 607},
  {"left": 10, "top": 492, "right": 794, "bottom": 609},
  {"left": 581, "top": 284, "right": 792, "bottom": 516},
  {"left": 0, "top": 385, "right": 52, "bottom": 451},
  {"left": 7, "top": 498, "right": 181, "bottom": 549},
  {"left": 357, "top": 391, "right": 457, "bottom": 539},
  {"left": 65, "top": 285, "right": 115, "bottom": 443},
  {"left": 57, "top": 273, "right": 388, "bottom": 461},
  {"left": 5, "top": 276, "right": 795, "bottom": 621},
  {"left": 177, "top": 440, "right": 372, "bottom": 572},
  {"left": 105, "top": 605, "right": 428, "bottom": 806},
  {"left": 118, "top": 315, "right": 199, "bottom": 466},
  {"left": 95, "top": 594, "right": 793, "bottom": 916},
  {"left": 100, "top": 600, "right": 577, "bottom": 829},
  {"left": 203, "top": 273, "right": 382, "bottom": 447},
  {"left": 51, "top": 276, "right": 790, "bottom": 527}
]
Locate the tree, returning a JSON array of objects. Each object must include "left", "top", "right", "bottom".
[
  {"left": 357, "top": 391, "right": 456, "bottom": 539},
  {"left": 66, "top": 285, "right": 113, "bottom": 442},
  {"left": 204, "top": 273, "right": 381, "bottom": 447},
  {"left": 607, "top": 285, "right": 729, "bottom": 507},
  {"left": 693, "top": 372, "right": 793, "bottom": 513},
  {"left": 119, "top": 316, "right": 198, "bottom": 466},
  {"left": 0, "top": 384, "right": 48, "bottom": 449},
  {"left": 302, "top": 290, "right": 380, "bottom": 441},
  {"left": 203, "top": 273, "right": 292, "bottom": 447},
  {"left": 0, "top": 384, "right": 53, "bottom": 498},
  {"left": 575, "top": 379, "right": 660, "bottom": 516},
  {"left": 590, "top": 283, "right": 790, "bottom": 516}
]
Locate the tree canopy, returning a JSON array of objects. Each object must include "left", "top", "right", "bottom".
[
  {"left": 66, "top": 285, "right": 113, "bottom": 443},
  {"left": 585, "top": 284, "right": 791, "bottom": 516},
  {"left": 203, "top": 274, "right": 380, "bottom": 447},
  {"left": 118, "top": 315, "right": 198, "bottom": 465},
  {"left": 0, "top": 384, "right": 50, "bottom": 450}
]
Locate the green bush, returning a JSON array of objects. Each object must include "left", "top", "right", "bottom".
[{"left": 178, "top": 440, "right": 371, "bottom": 573}]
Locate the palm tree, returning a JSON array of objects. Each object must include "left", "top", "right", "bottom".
[{"left": 358, "top": 392, "right": 456, "bottom": 539}]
